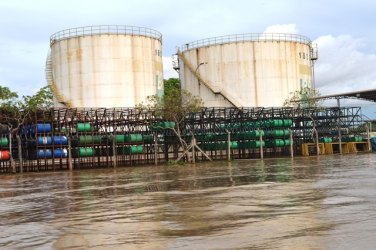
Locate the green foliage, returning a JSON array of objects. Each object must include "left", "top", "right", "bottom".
[
  {"left": 138, "top": 79, "right": 203, "bottom": 123},
  {"left": 137, "top": 78, "right": 202, "bottom": 157},
  {"left": 166, "top": 159, "right": 185, "bottom": 167},
  {"left": 0, "top": 86, "right": 18, "bottom": 101},
  {"left": 356, "top": 121, "right": 376, "bottom": 132},
  {"left": 0, "top": 85, "right": 53, "bottom": 112},
  {"left": 0, "top": 86, "right": 22, "bottom": 119},
  {"left": 166, "top": 159, "right": 176, "bottom": 166},
  {"left": 0, "top": 85, "right": 53, "bottom": 131},
  {"left": 22, "top": 85, "right": 54, "bottom": 111},
  {"left": 284, "top": 87, "right": 322, "bottom": 108},
  {"left": 163, "top": 78, "right": 180, "bottom": 96}
]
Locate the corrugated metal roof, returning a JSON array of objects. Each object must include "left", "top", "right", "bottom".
[{"left": 317, "top": 88, "right": 376, "bottom": 102}]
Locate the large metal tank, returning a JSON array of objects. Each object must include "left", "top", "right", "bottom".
[
  {"left": 46, "top": 25, "right": 163, "bottom": 108},
  {"left": 177, "top": 33, "right": 317, "bottom": 107}
]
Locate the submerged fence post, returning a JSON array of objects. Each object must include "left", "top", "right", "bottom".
[
  {"left": 314, "top": 128, "right": 319, "bottom": 155},
  {"left": 191, "top": 134, "right": 196, "bottom": 164},
  {"left": 366, "top": 124, "right": 371, "bottom": 152},
  {"left": 154, "top": 133, "right": 158, "bottom": 166},
  {"left": 227, "top": 130, "right": 231, "bottom": 161},
  {"left": 337, "top": 98, "right": 343, "bottom": 154},
  {"left": 68, "top": 137, "right": 73, "bottom": 171},
  {"left": 112, "top": 136, "right": 117, "bottom": 168},
  {"left": 289, "top": 128, "right": 294, "bottom": 158},
  {"left": 259, "top": 128, "right": 263, "bottom": 160}
]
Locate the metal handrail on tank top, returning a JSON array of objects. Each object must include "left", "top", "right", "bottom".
[
  {"left": 180, "top": 33, "right": 312, "bottom": 51},
  {"left": 50, "top": 25, "right": 162, "bottom": 46}
]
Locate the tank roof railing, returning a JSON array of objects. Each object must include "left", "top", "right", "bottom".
[
  {"left": 180, "top": 33, "right": 312, "bottom": 52},
  {"left": 50, "top": 25, "right": 162, "bottom": 46}
]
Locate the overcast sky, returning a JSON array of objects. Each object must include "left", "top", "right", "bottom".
[{"left": 1, "top": 0, "right": 375, "bottom": 115}]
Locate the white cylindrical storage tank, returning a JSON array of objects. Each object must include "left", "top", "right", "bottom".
[
  {"left": 46, "top": 25, "right": 163, "bottom": 108},
  {"left": 178, "top": 33, "right": 315, "bottom": 107}
]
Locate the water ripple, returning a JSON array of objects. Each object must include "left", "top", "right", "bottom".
[{"left": 0, "top": 154, "right": 376, "bottom": 249}]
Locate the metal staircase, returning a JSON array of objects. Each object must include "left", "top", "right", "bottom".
[
  {"left": 45, "top": 50, "right": 71, "bottom": 108},
  {"left": 177, "top": 51, "right": 245, "bottom": 108}
]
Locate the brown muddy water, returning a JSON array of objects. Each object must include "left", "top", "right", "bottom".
[{"left": 1, "top": 154, "right": 376, "bottom": 250}]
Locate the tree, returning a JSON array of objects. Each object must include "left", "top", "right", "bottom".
[
  {"left": 0, "top": 86, "right": 18, "bottom": 134},
  {"left": 0, "top": 85, "right": 53, "bottom": 172},
  {"left": 141, "top": 80, "right": 202, "bottom": 136},
  {"left": 284, "top": 86, "right": 323, "bottom": 145},
  {"left": 163, "top": 78, "right": 180, "bottom": 96},
  {"left": 140, "top": 78, "right": 202, "bottom": 124},
  {"left": 0, "top": 86, "right": 18, "bottom": 100},
  {"left": 0, "top": 85, "right": 53, "bottom": 128},
  {"left": 284, "top": 86, "right": 322, "bottom": 109},
  {"left": 23, "top": 85, "right": 54, "bottom": 110},
  {"left": 138, "top": 78, "right": 204, "bottom": 162}
]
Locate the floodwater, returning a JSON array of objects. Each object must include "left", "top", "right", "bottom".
[{"left": 1, "top": 154, "right": 376, "bottom": 250}]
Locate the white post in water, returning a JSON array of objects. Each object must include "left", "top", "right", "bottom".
[
  {"left": 366, "top": 124, "right": 371, "bottom": 152},
  {"left": 337, "top": 98, "right": 343, "bottom": 154},
  {"left": 16, "top": 135, "right": 23, "bottom": 173},
  {"left": 191, "top": 135, "right": 196, "bottom": 164},
  {"left": 9, "top": 132, "right": 16, "bottom": 173},
  {"left": 68, "top": 137, "right": 73, "bottom": 171},
  {"left": 314, "top": 128, "right": 319, "bottom": 155},
  {"left": 289, "top": 128, "right": 294, "bottom": 158},
  {"left": 227, "top": 130, "right": 231, "bottom": 161},
  {"left": 259, "top": 128, "right": 264, "bottom": 160},
  {"left": 112, "top": 136, "right": 117, "bottom": 168},
  {"left": 154, "top": 133, "right": 158, "bottom": 166}
]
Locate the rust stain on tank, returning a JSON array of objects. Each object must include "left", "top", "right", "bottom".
[
  {"left": 181, "top": 36, "right": 313, "bottom": 107},
  {"left": 51, "top": 33, "right": 162, "bottom": 107},
  {"left": 252, "top": 42, "right": 258, "bottom": 106}
]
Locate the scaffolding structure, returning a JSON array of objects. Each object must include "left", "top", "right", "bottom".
[{"left": 0, "top": 106, "right": 368, "bottom": 173}]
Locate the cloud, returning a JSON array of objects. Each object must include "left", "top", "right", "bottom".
[
  {"left": 314, "top": 34, "right": 376, "bottom": 94},
  {"left": 262, "top": 24, "right": 299, "bottom": 34},
  {"left": 0, "top": 0, "right": 375, "bottom": 116},
  {"left": 313, "top": 34, "right": 376, "bottom": 118},
  {"left": 258, "top": 24, "right": 300, "bottom": 41}
]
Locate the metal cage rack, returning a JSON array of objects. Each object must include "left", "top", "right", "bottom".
[{"left": 0, "top": 106, "right": 367, "bottom": 173}]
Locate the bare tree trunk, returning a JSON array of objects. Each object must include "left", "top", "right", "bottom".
[
  {"left": 112, "top": 136, "right": 117, "bottom": 168},
  {"left": 172, "top": 127, "right": 190, "bottom": 162},
  {"left": 9, "top": 132, "right": 16, "bottom": 173},
  {"left": 16, "top": 134, "right": 23, "bottom": 173},
  {"left": 173, "top": 125, "right": 189, "bottom": 149},
  {"left": 68, "top": 136, "right": 73, "bottom": 171},
  {"left": 154, "top": 133, "right": 158, "bottom": 165}
]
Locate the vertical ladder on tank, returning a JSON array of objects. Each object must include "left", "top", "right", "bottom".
[
  {"left": 45, "top": 50, "right": 71, "bottom": 108},
  {"left": 172, "top": 53, "right": 179, "bottom": 72},
  {"left": 310, "top": 43, "right": 318, "bottom": 61}
]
